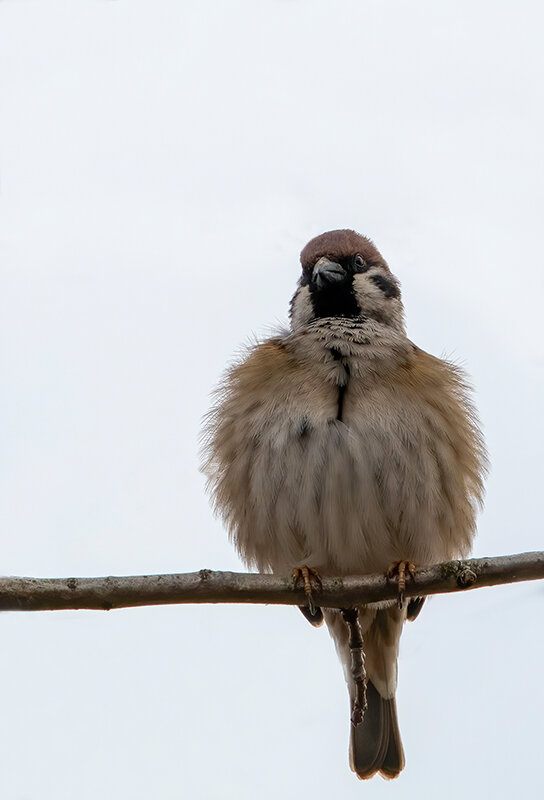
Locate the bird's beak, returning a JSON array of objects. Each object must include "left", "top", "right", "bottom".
[{"left": 312, "top": 257, "right": 346, "bottom": 289}]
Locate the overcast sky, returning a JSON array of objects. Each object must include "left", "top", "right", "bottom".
[{"left": 1, "top": 1, "right": 543, "bottom": 797}]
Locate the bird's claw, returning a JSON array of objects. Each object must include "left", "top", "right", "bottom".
[
  {"left": 292, "top": 566, "right": 322, "bottom": 616},
  {"left": 387, "top": 560, "right": 416, "bottom": 609}
]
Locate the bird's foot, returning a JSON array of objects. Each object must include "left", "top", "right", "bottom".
[
  {"left": 292, "top": 566, "right": 322, "bottom": 617},
  {"left": 387, "top": 560, "right": 416, "bottom": 609}
]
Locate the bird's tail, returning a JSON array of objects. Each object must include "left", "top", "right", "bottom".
[{"left": 350, "top": 679, "right": 405, "bottom": 780}]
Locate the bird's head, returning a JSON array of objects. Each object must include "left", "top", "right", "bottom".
[{"left": 290, "top": 229, "right": 405, "bottom": 333}]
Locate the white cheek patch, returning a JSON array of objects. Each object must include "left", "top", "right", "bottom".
[
  {"left": 290, "top": 284, "right": 313, "bottom": 330},
  {"left": 352, "top": 273, "right": 406, "bottom": 332},
  {"left": 352, "top": 273, "right": 384, "bottom": 313}
]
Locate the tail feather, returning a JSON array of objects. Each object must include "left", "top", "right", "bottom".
[{"left": 350, "top": 681, "right": 405, "bottom": 780}]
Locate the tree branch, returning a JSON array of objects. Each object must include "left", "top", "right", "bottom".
[{"left": 0, "top": 551, "right": 542, "bottom": 613}]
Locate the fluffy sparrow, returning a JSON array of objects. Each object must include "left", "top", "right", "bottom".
[{"left": 202, "top": 229, "right": 487, "bottom": 778}]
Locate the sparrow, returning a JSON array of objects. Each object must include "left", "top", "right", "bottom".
[{"left": 202, "top": 229, "right": 487, "bottom": 779}]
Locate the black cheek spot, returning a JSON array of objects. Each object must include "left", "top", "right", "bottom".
[{"left": 369, "top": 274, "right": 400, "bottom": 299}]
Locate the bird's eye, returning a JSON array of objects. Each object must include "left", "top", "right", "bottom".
[{"left": 354, "top": 254, "right": 368, "bottom": 272}]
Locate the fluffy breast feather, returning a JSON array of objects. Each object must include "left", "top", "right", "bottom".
[{"left": 202, "top": 331, "right": 487, "bottom": 576}]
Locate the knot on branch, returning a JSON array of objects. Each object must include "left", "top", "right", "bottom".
[
  {"left": 457, "top": 567, "right": 477, "bottom": 587},
  {"left": 440, "top": 560, "right": 478, "bottom": 587}
]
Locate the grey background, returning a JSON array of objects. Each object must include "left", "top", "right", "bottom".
[{"left": 1, "top": 1, "right": 542, "bottom": 797}]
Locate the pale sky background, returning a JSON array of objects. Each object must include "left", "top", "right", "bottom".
[{"left": 1, "top": 1, "right": 543, "bottom": 798}]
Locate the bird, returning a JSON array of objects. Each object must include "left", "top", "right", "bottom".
[{"left": 202, "top": 229, "right": 487, "bottom": 779}]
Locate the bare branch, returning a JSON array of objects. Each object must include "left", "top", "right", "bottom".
[{"left": 0, "top": 551, "right": 542, "bottom": 613}]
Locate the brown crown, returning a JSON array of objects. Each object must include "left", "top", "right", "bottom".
[{"left": 300, "top": 229, "right": 389, "bottom": 272}]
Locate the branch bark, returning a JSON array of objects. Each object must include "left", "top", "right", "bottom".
[{"left": 0, "top": 551, "right": 542, "bottom": 613}]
